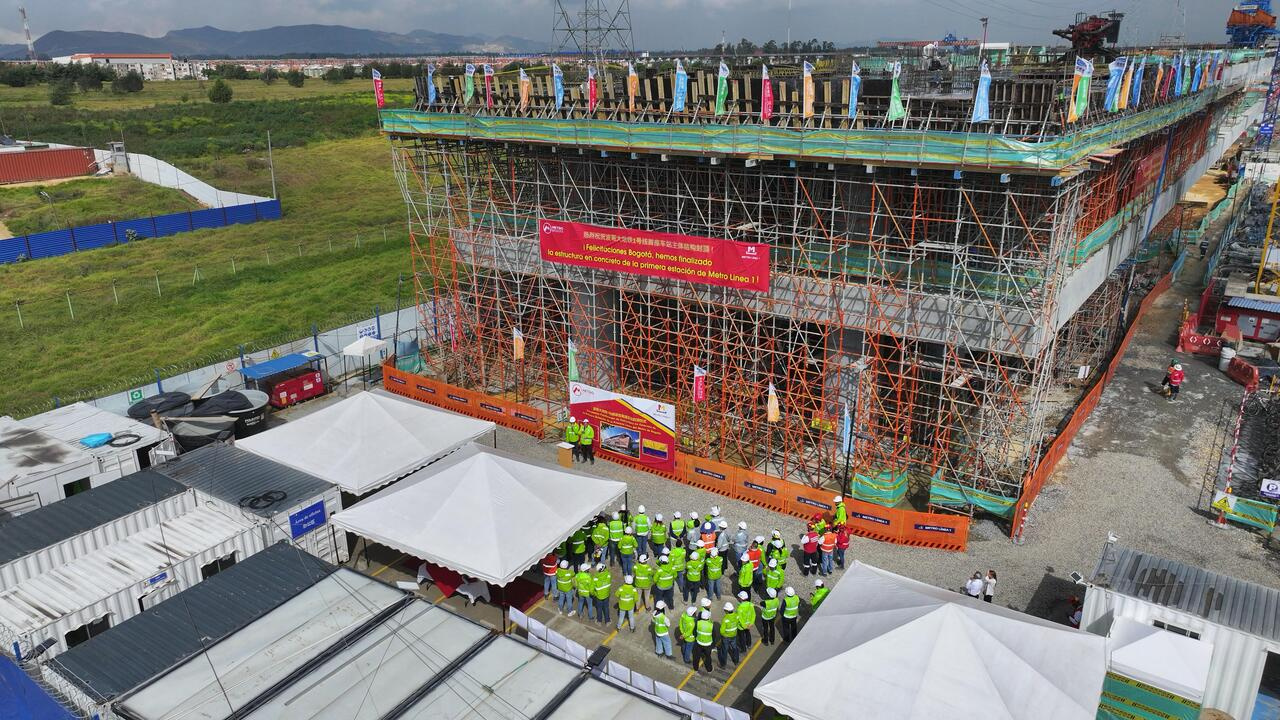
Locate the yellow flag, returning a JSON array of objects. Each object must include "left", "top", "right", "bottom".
[
  {"left": 518, "top": 69, "right": 531, "bottom": 112},
  {"left": 627, "top": 63, "right": 639, "bottom": 112},
  {"left": 766, "top": 382, "right": 780, "bottom": 422},
  {"left": 513, "top": 327, "right": 525, "bottom": 360},
  {"left": 802, "top": 61, "right": 815, "bottom": 119}
]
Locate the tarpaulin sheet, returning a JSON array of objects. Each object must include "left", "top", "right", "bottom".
[
  {"left": 928, "top": 472, "right": 1017, "bottom": 518},
  {"left": 851, "top": 467, "right": 907, "bottom": 507},
  {"left": 1097, "top": 673, "right": 1200, "bottom": 720},
  {"left": 0, "top": 655, "right": 75, "bottom": 720}
]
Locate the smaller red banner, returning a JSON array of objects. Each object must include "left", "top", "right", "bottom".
[
  {"left": 372, "top": 77, "right": 385, "bottom": 109},
  {"left": 539, "top": 219, "right": 771, "bottom": 292}
]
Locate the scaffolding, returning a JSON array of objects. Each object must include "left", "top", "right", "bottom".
[{"left": 389, "top": 51, "right": 1266, "bottom": 521}]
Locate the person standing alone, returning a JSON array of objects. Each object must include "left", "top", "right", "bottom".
[{"left": 983, "top": 570, "right": 997, "bottom": 603}]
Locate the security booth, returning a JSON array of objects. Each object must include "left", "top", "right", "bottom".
[{"left": 240, "top": 352, "right": 327, "bottom": 409}]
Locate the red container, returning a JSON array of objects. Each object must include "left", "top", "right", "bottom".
[
  {"left": 270, "top": 371, "right": 325, "bottom": 408},
  {"left": 0, "top": 147, "right": 97, "bottom": 184}
]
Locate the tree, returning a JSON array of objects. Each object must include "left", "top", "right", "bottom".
[
  {"left": 737, "top": 38, "right": 756, "bottom": 55},
  {"left": 48, "top": 79, "right": 73, "bottom": 106},
  {"left": 75, "top": 74, "right": 102, "bottom": 92},
  {"left": 260, "top": 67, "right": 279, "bottom": 85},
  {"left": 323, "top": 67, "right": 344, "bottom": 83},
  {"left": 207, "top": 78, "right": 233, "bottom": 104},
  {"left": 340, "top": 63, "right": 356, "bottom": 80},
  {"left": 763, "top": 39, "right": 778, "bottom": 54},
  {"left": 285, "top": 69, "right": 305, "bottom": 87},
  {"left": 112, "top": 70, "right": 143, "bottom": 93}
]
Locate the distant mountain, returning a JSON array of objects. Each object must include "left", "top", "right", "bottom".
[
  {"left": 0, "top": 44, "right": 29, "bottom": 60},
  {"left": 32, "top": 24, "right": 548, "bottom": 59}
]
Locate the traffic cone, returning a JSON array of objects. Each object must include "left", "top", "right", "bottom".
[{"left": 1215, "top": 508, "right": 1228, "bottom": 529}]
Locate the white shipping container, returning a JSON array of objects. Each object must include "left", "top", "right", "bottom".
[
  {"left": 199, "top": 485, "right": 349, "bottom": 565},
  {"left": 0, "top": 489, "right": 195, "bottom": 591},
  {"left": 22, "top": 403, "right": 168, "bottom": 489},
  {"left": 0, "top": 505, "right": 262, "bottom": 661}
]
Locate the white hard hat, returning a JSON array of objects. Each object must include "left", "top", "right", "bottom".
[
  {"left": 755, "top": 535, "right": 765, "bottom": 543},
  {"left": 661, "top": 547, "right": 670, "bottom": 555},
  {"left": 674, "top": 511, "right": 682, "bottom": 518},
  {"left": 738, "top": 521, "right": 747, "bottom": 530},
  {"left": 560, "top": 560, "right": 569, "bottom": 568},
  {"left": 768, "top": 559, "right": 777, "bottom": 568},
  {"left": 637, "top": 505, "right": 646, "bottom": 513},
  {"left": 833, "top": 495, "right": 843, "bottom": 503},
  {"left": 815, "top": 579, "right": 824, "bottom": 587},
  {"left": 710, "top": 548, "right": 719, "bottom": 556},
  {"left": 771, "top": 529, "right": 781, "bottom": 538},
  {"left": 686, "top": 606, "right": 697, "bottom": 616},
  {"left": 659, "top": 555, "right": 669, "bottom": 563},
  {"left": 741, "top": 552, "right": 750, "bottom": 561},
  {"left": 773, "top": 539, "right": 783, "bottom": 548},
  {"left": 638, "top": 553, "right": 648, "bottom": 562},
  {"left": 625, "top": 526, "right": 633, "bottom": 534},
  {"left": 718, "top": 520, "right": 728, "bottom": 528},
  {"left": 689, "top": 551, "right": 700, "bottom": 561},
  {"left": 596, "top": 563, "right": 605, "bottom": 570},
  {"left": 1174, "top": 363, "right": 1183, "bottom": 370},
  {"left": 569, "top": 416, "right": 576, "bottom": 422},
  {"left": 656, "top": 600, "right": 666, "bottom": 610},
  {"left": 655, "top": 513, "right": 664, "bottom": 521},
  {"left": 724, "top": 602, "right": 735, "bottom": 612},
  {"left": 700, "top": 611, "right": 711, "bottom": 620},
  {"left": 737, "top": 591, "right": 748, "bottom": 601},
  {"left": 700, "top": 598, "right": 712, "bottom": 608},
  {"left": 711, "top": 505, "right": 720, "bottom": 515},
  {"left": 767, "top": 587, "right": 777, "bottom": 598},
  {"left": 785, "top": 587, "right": 796, "bottom": 596},
  {"left": 580, "top": 563, "right": 590, "bottom": 571},
  {"left": 612, "top": 511, "right": 619, "bottom": 519},
  {"left": 624, "top": 575, "right": 633, "bottom": 583}
]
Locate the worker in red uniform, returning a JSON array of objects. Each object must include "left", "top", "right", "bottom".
[
  {"left": 540, "top": 552, "right": 559, "bottom": 599},
  {"left": 1162, "top": 362, "right": 1185, "bottom": 401},
  {"left": 799, "top": 526, "right": 820, "bottom": 576}
]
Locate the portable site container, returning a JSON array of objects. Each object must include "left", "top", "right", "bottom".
[
  {"left": 151, "top": 442, "right": 349, "bottom": 564},
  {"left": 0, "top": 470, "right": 192, "bottom": 591},
  {"left": 0, "top": 501, "right": 262, "bottom": 661}
]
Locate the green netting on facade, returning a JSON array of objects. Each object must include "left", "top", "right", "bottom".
[
  {"left": 852, "top": 467, "right": 908, "bottom": 507},
  {"left": 928, "top": 471, "right": 1017, "bottom": 518},
  {"left": 1097, "top": 673, "right": 1200, "bottom": 720},
  {"left": 382, "top": 86, "right": 1223, "bottom": 172}
]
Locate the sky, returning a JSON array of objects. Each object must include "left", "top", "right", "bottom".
[{"left": 1, "top": 0, "right": 1235, "bottom": 49}]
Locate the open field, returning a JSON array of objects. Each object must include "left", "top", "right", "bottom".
[
  {"left": 0, "top": 175, "right": 203, "bottom": 236},
  {"left": 0, "top": 77, "right": 415, "bottom": 110},
  {"left": 0, "top": 134, "right": 413, "bottom": 415}
]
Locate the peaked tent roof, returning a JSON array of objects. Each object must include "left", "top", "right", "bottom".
[
  {"left": 236, "top": 389, "right": 495, "bottom": 495},
  {"left": 1107, "top": 617, "right": 1212, "bottom": 702},
  {"left": 341, "top": 336, "right": 387, "bottom": 357},
  {"left": 754, "top": 562, "right": 1107, "bottom": 720},
  {"left": 330, "top": 444, "right": 626, "bottom": 586}
]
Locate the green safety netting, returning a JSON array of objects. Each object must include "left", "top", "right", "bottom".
[
  {"left": 395, "top": 352, "right": 427, "bottom": 373},
  {"left": 1097, "top": 673, "right": 1200, "bottom": 720},
  {"left": 382, "top": 85, "right": 1225, "bottom": 172},
  {"left": 852, "top": 467, "right": 908, "bottom": 507},
  {"left": 1221, "top": 495, "right": 1278, "bottom": 531},
  {"left": 928, "top": 471, "right": 1017, "bottom": 518}
]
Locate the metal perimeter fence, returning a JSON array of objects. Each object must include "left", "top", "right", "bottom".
[{"left": 2, "top": 225, "right": 402, "bottom": 330}]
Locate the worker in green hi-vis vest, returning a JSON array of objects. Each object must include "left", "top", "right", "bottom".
[
  {"left": 632, "top": 554, "right": 653, "bottom": 611},
  {"left": 737, "top": 552, "right": 754, "bottom": 601},
  {"left": 592, "top": 562, "right": 612, "bottom": 625},
  {"left": 679, "top": 606, "right": 697, "bottom": 664},
  {"left": 717, "top": 602, "right": 740, "bottom": 668},
  {"left": 759, "top": 587, "right": 780, "bottom": 645},
  {"left": 590, "top": 518, "right": 608, "bottom": 563},
  {"left": 616, "top": 576, "right": 638, "bottom": 632},
  {"left": 573, "top": 562, "right": 594, "bottom": 620},
  {"left": 652, "top": 601, "right": 673, "bottom": 657},
  {"left": 735, "top": 591, "right": 756, "bottom": 651},
  {"left": 578, "top": 419, "right": 596, "bottom": 464},
  {"left": 649, "top": 513, "right": 668, "bottom": 551},
  {"left": 631, "top": 504, "right": 651, "bottom": 556},
  {"left": 555, "top": 560, "right": 574, "bottom": 614},
  {"left": 565, "top": 416, "right": 581, "bottom": 462},
  {"left": 811, "top": 579, "right": 830, "bottom": 610},
  {"left": 694, "top": 611, "right": 715, "bottom": 673},
  {"left": 781, "top": 586, "right": 800, "bottom": 642}
]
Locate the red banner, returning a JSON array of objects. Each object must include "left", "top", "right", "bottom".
[
  {"left": 372, "top": 77, "right": 385, "bottom": 108},
  {"left": 692, "top": 366, "right": 707, "bottom": 403},
  {"left": 569, "top": 382, "right": 676, "bottom": 472},
  {"left": 539, "top": 219, "right": 771, "bottom": 292}
]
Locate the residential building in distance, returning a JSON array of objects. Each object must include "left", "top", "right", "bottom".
[{"left": 49, "top": 53, "right": 208, "bottom": 81}]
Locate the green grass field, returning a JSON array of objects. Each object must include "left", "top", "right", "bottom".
[
  {"left": 0, "top": 77, "right": 415, "bottom": 110},
  {"left": 0, "top": 176, "right": 203, "bottom": 236},
  {"left": 0, "top": 133, "right": 415, "bottom": 416}
]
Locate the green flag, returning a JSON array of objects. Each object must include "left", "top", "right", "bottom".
[
  {"left": 567, "top": 339, "right": 579, "bottom": 382},
  {"left": 887, "top": 62, "right": 906, "bottom": 122},
  {"left": 464, "top": 63, "right": 476, "bottom": 104},
  {"left": 715, "top": 61, "right": 729, "bottom": 116}
]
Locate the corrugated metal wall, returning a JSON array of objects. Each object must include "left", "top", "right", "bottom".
[
  {"left": 1085, "top": 587, "right": 1276, "bottom": 720},
  {"left": 0, "top": 147, "right": 95, "bottom": 184}
]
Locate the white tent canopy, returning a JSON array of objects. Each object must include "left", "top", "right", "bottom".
[
  {"left": 755, "top": 562, "right": 1108, "bottom": 720},
  {"left": 236, "top": 389, "right": 494, "bottom": 495},
  {"left": 342, "top": 336, "right": 387, "bottom": 358},
  {"left": 330, "top": 444, "right": 626, "bottom": 586},
  {"left": 1107, "top": 617, "right": 1212, "bottom": 702}
]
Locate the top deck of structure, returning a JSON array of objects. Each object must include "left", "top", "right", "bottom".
[{"left": 384, "top": 49, "right": 1266, "bottom": 174}]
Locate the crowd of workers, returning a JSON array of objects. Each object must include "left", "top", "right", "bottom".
[{"left": 538, "top": 498, "right": 850, "bottom": 673}]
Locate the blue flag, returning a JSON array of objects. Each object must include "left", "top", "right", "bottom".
[
  {"left": 426, "top": 64, "right": 436, "bottom": 106},
  {"left": 840, "top": 402, "right": 853, "bottom": 455},
  {"left": 970, "top": 60, "right": 992, "bottom": 123},
  {"left": 848, "top": 60, "right": 862, "bottom": 120},
  {"left": 552, "top": 64, "right": 564, "bottom": 110},
  {"left": 673, "top": 60, "right": 688, "bottom": 112},
  {"left": 1104, "top": 57, "right": 1127, "bottom": 112},
  {"left": 1130, "top": 58, "right": 1144, "bottom": 108},
  {"left": 1174, "top": 54, "right": 1184, "bottom": 97}
]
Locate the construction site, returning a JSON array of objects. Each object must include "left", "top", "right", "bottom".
[{"left": 382, "top": 11, "right": 1273, "bottom": 543}]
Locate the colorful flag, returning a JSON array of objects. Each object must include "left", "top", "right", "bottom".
[
  {"left": 1118, "top": 57, "right": 1133, "bottom": 110},
  {"left": 714, "top": 61, "right": 730, "bottom": 116},
  {"left": 1067, "top": 56, "right": 1093, "bottom": 123},
  {"left": 802, "top": 61, "right": 815, "bottom": 119},
  {"left": 766, "top": 382, "right": 780, "bottom": 423},
  {"left": 371, "top": 68, "right": 385, "bottom": 109},
  {"left": 464, "top": 63, "right": 476, "bottom": 104},
  {"left": 693, "top": 365, "right": 707, "bottom": 403},
  {"left": 567, "top": 339, "right": 579, "bottom": 382},
  {"left": 839, "top": 402, "right": 853, "bottom": 455},
  {"left": 483, "top": 64, "right": 494, "bottom": 109},
  {"left": 970, "top": 60, "right": 991, "bottom": 123},
  {"left": 426, "top": 64, "right": 437, "bottom": 106},
  {"left": 1216, "top": 51, "right": 1227, "bottom": 82},
  {"left": 1180, "top": 54, "right": 1191, "bottom": 96},
  {"left": 587, "top": 65, "right": 598, "bottom": 112},
  {"left": 553, "top": 64, "right": 564, "bottom": 110},
  {"left": 1130, "top": 58, "right": 1145, "bottom": 108},
  {"left": 627, "top": 62, "right": 639, "bottom": 112},
  {"left": 518, "top": 68, "right": 531, "bottom": 111},
  {"left": 1104, "top": 57, "right": 1126, "bottom": 112},
  {"left": 673, "top": 60, "right": 688, "bottom": 112},
  {"left": 513, "top": 327, "right": 525, "bottom": 360},
  {"left": 1191, "top": 54, "right": 1204, "bottom": 93},
  {"left": 760, "top": 65, "right": 774, "bottom": 122},
  {"left": 848, "top": 60, "right": 862, "bottom": 121},
  {"left": 887, "top": 62, "right": 906, "bottom": 122}
]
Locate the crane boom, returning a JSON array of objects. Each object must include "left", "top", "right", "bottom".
[{"left": 18, "top": 6, "right": 35, "bottom": 61}]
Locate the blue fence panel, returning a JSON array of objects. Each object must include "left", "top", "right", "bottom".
[
  {"left": 116, "top": 217, "right": 157, "bottom": 240},
  {"left": 0, "top": 236, "right": 29, "bottom": 263},
  {"left": 27, "top": 229, "right": 74, "bottom": 259},
  {"left": 153, "top": 212, "right": 192, "bottom": 237},
  {"left": 71, "top": 223, "right": 120, "bottom": 250},
  {"left": 189, "top": 208, "right": 225, "bottom": 230},
  {"left": 257, "top": 199, "right": 283, "bottom": 220},
  {"left": 225, "top": 203, "right": 259, "bottom": 225}
]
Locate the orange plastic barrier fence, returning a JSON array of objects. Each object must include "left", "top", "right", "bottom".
[
  {"left": 1228, "top": 356, "right": 1261, "bottom": 391},
  {"left": 1178, "top": 317, "right": 1227, "bottom": 356},
  {"left": 382, "top": 364, "right": 545, "bottom": 436},
  {"left": 1011, "top": 272, "right": 1172, "bottom": 538}
]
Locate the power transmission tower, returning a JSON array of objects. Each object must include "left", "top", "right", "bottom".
[
  {"left": 552, "top": 0, "right": 634, "bottom": 60},
  {"left": 18, "top": 7, "right": 35, "bottom": 61}
]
